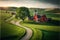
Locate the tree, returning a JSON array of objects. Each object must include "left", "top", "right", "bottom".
[{"left": 16, "top": 7, "right": 30, "bottom": 21}]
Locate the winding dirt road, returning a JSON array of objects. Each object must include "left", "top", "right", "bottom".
[{"left": 6, "top": 15, "right": 33, "bottom": 40}]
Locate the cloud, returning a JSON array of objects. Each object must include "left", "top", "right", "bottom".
[
  {"left": 38, "top": 0, "right": 59, "bottom": 6},
  {"left": 0, "top": 0, "right": 59, "bottom": 5},
  {"left": 0, "top": 0, "right": 59, "bottom": 8},
  {"left": 0, "top": 0, "right": 33, "bottom": 1}
]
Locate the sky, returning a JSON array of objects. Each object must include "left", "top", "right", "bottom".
[{"left": 0, "top": 0, "right": 60, "bottom": 8}]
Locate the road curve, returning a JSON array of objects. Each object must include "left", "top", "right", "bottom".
[
  {"left": 6, "top": 15, "right": 33, "bottom": 40},
  {"left": 5, "top": 15, "right": 15, "bottom": 21},
  {"left": 10, "top": 20, "right": 32, "bottom": 40}
]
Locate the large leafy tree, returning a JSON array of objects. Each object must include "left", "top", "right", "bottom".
[{"left": 16, "top": 7, "right": 30, "bottom": 21}]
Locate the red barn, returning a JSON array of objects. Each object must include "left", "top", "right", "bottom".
[
  {"left": 33, "top": 14, "right": 38, "bottom": 22},
  {"left": 40, "top": 15, "right": 47, "bottom": 22},
  {"left": 33, "top": 14, "right": 47, "bottom": 22}
]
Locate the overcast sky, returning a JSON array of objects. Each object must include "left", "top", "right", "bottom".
[{"left": 0, "top": 0, "right": 60, "bottom": 8}]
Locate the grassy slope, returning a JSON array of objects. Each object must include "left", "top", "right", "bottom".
[
  {"left": 1, "top": 21, "right": 26, "bottom": 40},
  {"left": 0, "top": 10, "right": 26, "bottom": 40},
  {"left": 21, "top": 21, "right": 60, "bottom": 40},
  {"left": 30, "top": 28, "right": 42, "bottom": 40},
  {"left": 21, "top": 21, "right": 43, "bottom": 40},
  {"left": 21, "top": 9, "right": 60, "bottom": 40},
  {"left": 21, "top": 21, "right": 60, "bottom": 32}
]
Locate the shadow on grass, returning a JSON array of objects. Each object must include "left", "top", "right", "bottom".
[
  {"left": 41, "top": 30, "right": 60, "bottom": 40},
  {"left": 24, "top": 20, "right": 60, "bottom": 26},
  {"left": 35, "top": 28, "right": 60, "bottom": 40},
  {"left": 1, "top": 35, "right": 19, "bottom": 40},
  {"left": 1, "top": 29, "right": 26, "bottom": 40}
]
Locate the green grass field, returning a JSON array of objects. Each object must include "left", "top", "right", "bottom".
[
  {"left": 20, "top": 10, "right": 60, "bottom": 40},
  {"left": 0, "top": 10, "right": 26, "bottom": 40},
  {"left": 0, "top": 8, "right": 60, "bottom": 40},
  {"left": 21, "top": 20, "right": 60, "bottom": 40},
  {"left": 1, "top": 21, "right": 26, "bottom": 40}
]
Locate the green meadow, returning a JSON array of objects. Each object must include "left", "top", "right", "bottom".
[
  {"left": 0, "top": 10, "right": 26, "bottom": 40},
  {"left": 0, "top": 8, "right": 60, "bottom": 40},
  {"left": 21, "top": 20, "right": 60, "bottom": 40},
  {"left": 20, "top": 8, "right": 60, "bottom": 40}
]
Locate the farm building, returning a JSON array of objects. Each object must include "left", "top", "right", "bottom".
[{"left": 33, "top": 13, "right": 47, "bottom": 22}]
